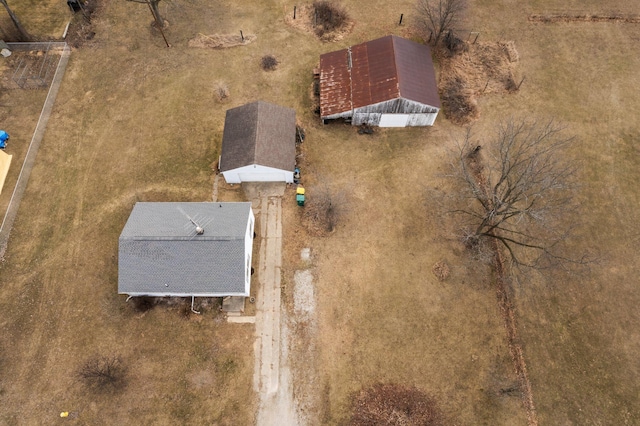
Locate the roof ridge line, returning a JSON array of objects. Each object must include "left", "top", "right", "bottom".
[
  {"left": 390, "top": 35, "right": 401, "bottom": 97},
  {"left": 252, "top": 101, "right": 261, "bottom": 163}
]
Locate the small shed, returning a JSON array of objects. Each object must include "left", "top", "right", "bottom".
[
  {"left": 118, "top": 202, "right": 254, "bottom": 298},
  {"left": 319, "top": 35, "right": 441, "bottom": 127},
  {"left": 220, "top": 101, "right": 296, "bottom": 184}
]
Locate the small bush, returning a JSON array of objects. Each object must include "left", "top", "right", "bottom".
[
  {"left": 312, "top": 1, "right": 349, "bottom": 38},
  {"left": 214, "top": 81, "right": 230, "bottom": 101},
  {"left": 432, "top": 261, "right": 450, "bottom": 281},
  {"left": 261, "top": 55, "right": 279, "bottom": 71}
]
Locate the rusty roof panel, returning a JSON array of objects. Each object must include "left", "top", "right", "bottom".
[
  {"left": 319, "top": 35, "right": 440, "bottom": 118},
  {"left": 349, "top": 43, "right": 371, "bottom": 110},
  {"left": 319, "top": 49, "right": 352, "bottom": 117},
  {"left": 357, "top": 36, "right": 399, "bottom": 107},
  {"left": 393, "top": 36, "right": 441, "bottom": 108}
]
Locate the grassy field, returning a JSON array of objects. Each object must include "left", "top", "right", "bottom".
[{"left": 0, "top": 0, "right": 639, "bottom": 424}]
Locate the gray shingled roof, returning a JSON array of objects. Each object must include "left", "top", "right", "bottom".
[
  {"left": 220, "top": 101, "right": 296, "bottom": 172},
  {"left": 118, "top": 202, "right": 253, "bottom": 296}
]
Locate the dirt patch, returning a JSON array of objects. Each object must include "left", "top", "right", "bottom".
[
  {"left": 188, "top": 33, "right": 257, "bottom": 49},
  {"left": 439, "top": 41, "right": 520, "bottom": 125},
  {"left": 284, "top": 3, "right": 354, "bottom": 42}
]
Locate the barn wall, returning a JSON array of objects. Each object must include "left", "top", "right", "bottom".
[
  {"left": 354, "top": 98, "right": 439, "bottom": 115},
  {"left": 323, "top": 98, "right": 439, "bottom": 126},
  {"left": 222, "top": 164, "right": 294, "bottom": 184},
  {"left": 353, "top": 113, "right": 381, "bottom": 126}
]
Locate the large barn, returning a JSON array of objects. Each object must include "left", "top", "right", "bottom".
[
  {"left": 118, "top": 202, "right": 255, "bottom": 298},
  {"left": 219, "top": 101, "right": 296, "bottom": 184},
  {"left": 319, "top": 35, "right": 441, "bottom": 127}
]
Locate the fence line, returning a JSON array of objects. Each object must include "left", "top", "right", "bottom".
[{"left": 0, "top": 43, "right": 71, "bottom": 259}]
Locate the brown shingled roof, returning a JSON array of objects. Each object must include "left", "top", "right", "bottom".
[
  {"left": 319, "top": 35, "right": 440, "bottom": 117},
  {"left": 220, "top": 101, "right": 296, "bottom": 172}
]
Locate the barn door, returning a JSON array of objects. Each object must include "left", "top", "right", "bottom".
[{"left": 379, "top": 114, "right": 409, "bottom": 127}]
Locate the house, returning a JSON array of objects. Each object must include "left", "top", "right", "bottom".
[
  {"left": 118, "top": 202, "right": 254, "bottom": 298},
  {"left": 319, "top": 35, "right": 441, "bottom": 127},
  {"left": 219, "top": 100, "right": 296, "bottom": 184}
]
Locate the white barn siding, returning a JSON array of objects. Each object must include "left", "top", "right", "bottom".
[
  {"left": 221, "top": 164, "right": 294, "bottom": 184},
  {"left": 330, "top": 98, "right": 439, "bottom": 127}
]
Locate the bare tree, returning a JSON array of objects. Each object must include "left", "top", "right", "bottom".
[
  {"left": 0, "top": 0, "right": 32, "bottom": 41},
  {"left": 446, "top": 118, "right": 588, "bottom": 269},
  {"left": 126, "top": 0, "right": 164, "bottom": 29},
  {"left": 415, "top": 0, "right": 467, "bottom": 47},
  {"left": 78, "top": 355, "right": 127, "bottom": 391},
  {"left": 304, "top": 183, "right": 347, "bottom": 234}
]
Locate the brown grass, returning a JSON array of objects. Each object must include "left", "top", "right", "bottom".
[{"left": 1, "top": 0, "right": 640, "bottom": 425}]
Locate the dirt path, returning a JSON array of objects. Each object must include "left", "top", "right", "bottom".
[{"left": 246, "top": 183, "right": 299, "bottom": 426}]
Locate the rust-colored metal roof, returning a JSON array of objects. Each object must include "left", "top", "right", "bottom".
[
  {"left": 319, "top": 48, "right": 352, "bottom": 118},
  {"left": 319, "top": 35, "right": 440, "bottom": 118}
]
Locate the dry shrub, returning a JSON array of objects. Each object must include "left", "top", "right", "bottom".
[
  {"left": 432, "top": 261, "right": 450, "bottom": 281},
  {"left": 261, "top": 54, "right": 279, "bottom": 71},
  {"left": 440, "top": 76, "right": 478, "bottom": 125},
  {"left": 303, "top": 185, "right": 346, "bottom": 236},
  {"left": 350, "top": 383, "right": 445, "bottom": 426},
  {"left": 214, "top": 81, "right": 230, "bottom": 101},
  {"left": 312, "top": 1, "right": 350, "bottom": 39},
  {"left": 438, "top": 41, "right": 519, "bottom": 125}
]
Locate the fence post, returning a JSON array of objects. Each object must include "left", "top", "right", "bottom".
[{"left": 399, "top": 14, "right": 403, "bottom": 25}]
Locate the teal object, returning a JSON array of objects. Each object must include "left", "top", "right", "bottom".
[{"left": 296, "top": 194, "right": 305, "bottom": 206}]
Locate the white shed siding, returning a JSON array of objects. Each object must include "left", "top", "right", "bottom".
[{"left": 222, "top": 164, "right": 293, "bottom": 184}]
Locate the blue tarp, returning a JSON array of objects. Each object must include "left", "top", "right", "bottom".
[{"left": 0, "top": 131, "right": 8, "bottom": 149}]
